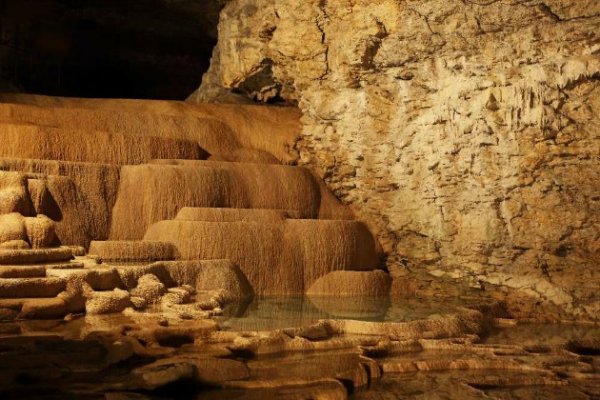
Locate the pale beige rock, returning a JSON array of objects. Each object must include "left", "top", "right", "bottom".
[
  {"left": 324, "top": 308, "right": 485, "bottom": 340},
  {"left": 46, "top": 267, "right": 123, "bottom": 291},
  {"left": 58, "top": 280, "right": 87, "bottom": 314},
  {"left": 130, "top": 296, "right": 148, "bottom": 310},
  {"left": 161, "top": 287, "right": 192, "bottom": 306},
  {"left": 198, "top": 0, "right": 600, "bottom": 320}
]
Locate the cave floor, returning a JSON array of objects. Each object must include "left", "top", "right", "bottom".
[{"left": 0, "top": 298, "right": 598, "bottom": 400}]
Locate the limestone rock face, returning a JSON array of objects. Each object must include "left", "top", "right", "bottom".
[{"left": 198, "top": 0, "right": 600, "bottom": 318}]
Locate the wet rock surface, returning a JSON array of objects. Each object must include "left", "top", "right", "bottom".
[{"left": 0, "top": 302, "right": 597, "bottom": 399}]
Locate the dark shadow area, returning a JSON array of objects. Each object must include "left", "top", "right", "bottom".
[{"left": 0, "top": 0, "right": 222, "bottom": 99}]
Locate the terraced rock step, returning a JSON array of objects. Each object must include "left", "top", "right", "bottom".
[
  {"left": 175, "top": 207, "right": 299, "bottom": 222},
  {"left": 88, "top": 241, "right": 179, "bottom": 262},
  {"left": 0, "top": 123, "right": 208, "bottom": 165},
  {"left": 0, "top": 277, "right": 66, "bottom": 298},
  {"left": 144, "top": 219, "right": 381, "bottom": 295},
  {"left": 0, "top": 247, "right": 73, "bottom": 265},
  {"left": 45, "top": 267, "right": 122, "bottom": 291},
  {"left": 0, "top": 97, "right": 300, "bottom": 164},
  {"left": 0, "top": 262, "right": 85, "bottom": 278},
  {"left": 0, "top": 265, "right": 46, "bottom": 278},
  {"left": 109, "top": 161, "right": 352, "bottom": 240}
]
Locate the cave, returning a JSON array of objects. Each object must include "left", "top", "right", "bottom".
[{"left": 0, "top": 1, "right": 598, "bottom": 399}]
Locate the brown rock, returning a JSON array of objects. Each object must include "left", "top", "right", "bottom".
[
  {"left": 306, "top": 270, "right": 392, "bottom": 318},
  {"left": 0, "top": 247, "right": 73, "bottom": 265},
  {"left": 19, "top": 297, "right": 67, "bottom": 319},
  {"left": 0, "top": 277, "right": 66, "bottom": 298},
  {"left": 88, "top": 241, "right": 178, "bottom": 262},
  {"left": 0, "top": 172, "right": 33, "bottom": 215},
  {"left": 145, "top": 219, "right": 380, "bottom": 295},
  {"left": 307, "top": 270, "right": 391, "bottom": 297},
  {"left": 24, "top": 214, "right": 56, "bottom": 248}
]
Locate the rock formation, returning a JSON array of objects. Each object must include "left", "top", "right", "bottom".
[
  {"left": 194, "top": 0, "right": 600, "bottom": 320},
  {"left": 0, "top": 93, "right": 388, "bottom": 320}
]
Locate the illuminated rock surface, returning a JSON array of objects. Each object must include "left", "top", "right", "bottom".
[{"left": 195, "top": 0, "right": 600, "bottom": 322}]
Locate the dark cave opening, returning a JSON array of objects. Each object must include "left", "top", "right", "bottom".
[{"left": 0, "top": 0, "right": 222, "bottom": 99}]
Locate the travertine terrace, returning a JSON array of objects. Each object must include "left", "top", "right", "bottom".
[{"left": 0, "top": 93, "right": 387, "bottom": 316}]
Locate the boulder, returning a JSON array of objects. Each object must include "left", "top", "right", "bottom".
[
  {"left": 130, "top": 274, "right": 167, "bottom": 304},
  {"left": 86, "top": 289, "right": 132, "bottom": 315},
  {"left": 194, "top": 260, "right": 254, "bottom": 303}
]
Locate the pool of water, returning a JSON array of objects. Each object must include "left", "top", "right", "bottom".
[{"left": 216, "top": 295, "right": 469, "bottom": 331}]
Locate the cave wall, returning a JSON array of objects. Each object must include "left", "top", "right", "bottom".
[{"left": 194, "top": 0, "right": 600, "bottom": 319}]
